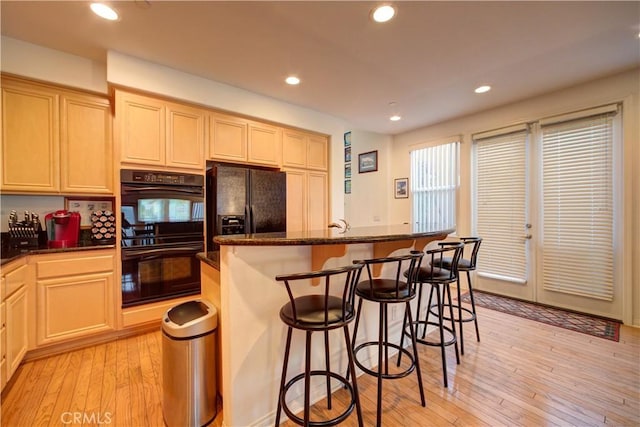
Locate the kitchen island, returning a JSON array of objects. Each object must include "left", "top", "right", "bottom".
[{"left": 199, "top": 224, "right": 453, "bottom": 427}]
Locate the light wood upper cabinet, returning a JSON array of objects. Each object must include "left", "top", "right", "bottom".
[
  {"left": 282, "top": 129, "right": 328, "bottom": 171},
  {"left": 1, "top": 76, "right": 113, "bottom": 194},
  {"left": 248, "top": 121, "right": 280, "bottom": 166},
  {"left": 61, "top": 93, "right": 113, "bottom": 193},
  {"left": 166, "top": 102, "right": 206, "bottom": 170},
  {"left": 285, "top": 168, "right": 329, "bottom": 232},
  {"left": 117, "top": 90, "right": 166, "bottom": 166},
  {"left": 208, "top": 114, "right": 281, "bottom": 167},
  {"left": 117, "top": 90, "right": 205, "bottom": 171},
  {"left": 1, "top": 79, "right": 60, "bottom": 192},
  {"left": 208, "top": 113, "right": 248, "bottom": 162}
]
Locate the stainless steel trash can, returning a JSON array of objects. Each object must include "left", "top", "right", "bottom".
[{"left": 162, "top": 299, "right": 218, "bottom": 427}]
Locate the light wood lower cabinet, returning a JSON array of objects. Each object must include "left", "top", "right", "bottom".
[
  {"left": 1, "top": 259, "right": 29, "bottom": 391},
  {"left": 285, "top": 168, "right": 329, "bottom": 232},
  {"left": 5, "top": 286, "right": 28, "bottom": 380},
  {"left": 33, "top": 251, "right": 116, "bottom": 346}
]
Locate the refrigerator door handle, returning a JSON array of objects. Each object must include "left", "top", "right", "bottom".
[
  {"left": 250, "top": 205, "right": 256, "bottom": 233},
  {"left": 244, "top": 205, "right": 250, "bottom": 234}
]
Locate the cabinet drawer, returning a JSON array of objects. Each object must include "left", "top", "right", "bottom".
[
  {"left": 36, "top": 254, "right": 114, "bottom": 279},
  {"left": 5, "top": 264, "right": 27, "bottom": 298}
]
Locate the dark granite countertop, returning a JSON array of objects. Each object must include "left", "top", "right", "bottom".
[
  {"left": 197, "top": 251, "right": 219, "bottom": 270},
  {"left": 213, "top": 223, "right": 455, "bottom": 246},
  {"left": 1, "top": 235, "right": 116, "bottom": 266}
]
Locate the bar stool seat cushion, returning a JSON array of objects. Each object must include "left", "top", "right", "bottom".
[
  {"left": 406, "top": 266, "right": 452, "bottom": 282},
  {"left": 355, "top": 278, "right": 412, "bottom": 300},
  {"left": 433, "top": 257, "right": 472, "bottom": 271},
  {"left": 280, "top": 295, "right": 354, "bottom": 327}
]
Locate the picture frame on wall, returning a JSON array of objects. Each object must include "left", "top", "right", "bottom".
[
  {"left": 394, "top": 178, "right": 409, "bottom": 199},
  {"left": 344, "top": 146, "right": 351, "bottom": 162},
  {"left": 358, "top": 150, "right": 378, "bottom": 173},
  {"left": 345, "top": 163, "right": 351, "bottom": 179},
  {"left": 344, "top": 131, "right": 351, "bottom": 147},
  {"left": 344, "top": 179, "right": 351, "bottom": 194}
]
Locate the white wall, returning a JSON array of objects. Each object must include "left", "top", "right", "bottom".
[
  {"left": 1, "top": 37, "right": 107, "bottom": 93},
  {"left": 388, "top": 68, "right": 640, "bottom": 326},
  {"left": 343, "top": 130, "right": 393, "bottom": 227}
]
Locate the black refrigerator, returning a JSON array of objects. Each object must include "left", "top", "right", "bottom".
[{"left": 206, "top": 164, "right": 286, "bottom": 248}]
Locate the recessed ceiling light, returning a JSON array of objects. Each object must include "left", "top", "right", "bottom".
[
  {"left": 90, "top": 3, "right": 119, "bottom": 21},
  {"left": 285, "top": 76, "right": 300, "bottom": 85},
  {"left": 372, "top": 5, "right": 396, "bottom": 23},
  {"left": 474, "top": 85, "right": 491, "bottom": 94},
  {"left": 390, "top": 114, "right": 402, "bottom": 121}
]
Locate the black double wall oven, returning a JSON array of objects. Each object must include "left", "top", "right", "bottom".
[{"left": 120, "top": 169, "right": 204, "bottom": 308}]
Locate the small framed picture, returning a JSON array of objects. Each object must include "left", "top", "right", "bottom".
[
  {"left": 344, "top": 179, "right": 351, "bottom": 194},
  {"left": 344, "top": 146, "right": 351, "bottom": 162},
  {"left": 358, "top": 150, "right": 378, "bottom": 173},
  {"left": 344, "top": 163, "right": 352, "bottom": 179},
  {"left": 394, "top": 178, "right": 409, "bottom": 199},
  {"left": 344, "top": 131, "right": 351, "bottom": 147}
]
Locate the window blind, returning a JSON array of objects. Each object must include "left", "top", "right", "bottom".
[
  {"left": 541, "top": 111, "right": 616, "bottom": 300},
  {"left": 410, "top": 141, "right": 459, "bottom": 228},
  {"left": 474, "top": 129, "right": 528, "bottom": 281}
]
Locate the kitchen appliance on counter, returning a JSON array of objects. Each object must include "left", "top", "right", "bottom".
[
  {"left": 120, "top": 169, "right": 205, "bottom": 308},
  {"left": 206, "top": 163, "right": 286, "bottom": 250},
  {"left": 44, "top": 210, "right": 81, "bottom": 248},
  {"left": 7, "top": 210, "right": 45, "bottom": 249}
]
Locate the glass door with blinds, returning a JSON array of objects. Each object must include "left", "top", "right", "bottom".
[{"left": 473, "top": 105, "right": 623, "bottom": 320}]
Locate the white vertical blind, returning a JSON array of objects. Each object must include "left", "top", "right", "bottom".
[
  {"left": 474, "top": 130, "right": 528, "bottom": 281},
  {"left": 541, "top": 111, "right": 616, "bottom": 300},
  {"left": 410, "top": 142, "right": 459, "bottom": 228}
]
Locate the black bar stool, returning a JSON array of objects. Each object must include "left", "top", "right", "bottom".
[
  {"left": 402, "top": 241, "right": 464, "bottom": 388},
  {"left": 349, "top": 251, "right": 425, "bottom": 427},
  {"left": 274, "top": 263, "right": 365, "bottom": 427},
  {"left": 434, "top": 237, "right": 482, "bottom": 355}
]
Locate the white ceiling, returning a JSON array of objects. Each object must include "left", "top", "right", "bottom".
[{"left": 1, "top": 1, "right": 639, "bottom": 134}]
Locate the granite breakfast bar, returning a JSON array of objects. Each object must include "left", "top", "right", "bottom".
[{"left": 198, "top": 224, "right": 453, "bottom": 426}]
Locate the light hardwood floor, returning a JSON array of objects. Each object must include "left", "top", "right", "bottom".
[{"left": 2, "top": 305, "right": 639, "bottom": 426}]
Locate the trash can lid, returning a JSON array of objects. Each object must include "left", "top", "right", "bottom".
[{"left": 162, "top": 299, "right": 217, "bottom": 338}]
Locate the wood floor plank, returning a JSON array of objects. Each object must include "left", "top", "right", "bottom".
[
  {"left": 46, "top": 348, "right": 84, "bottom": 427},
  {"left": 99, "top": 340, "right": 117, "bottom": 421},
  {"left": 137, "top": 333, "right": 164, "bottom": 426},
  {"left": 82, "top": 342, "right": 106, "bottom": 427}
]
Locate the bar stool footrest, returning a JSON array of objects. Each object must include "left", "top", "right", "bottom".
[
  {"left": 407, "top": 320, "right": 457, "bottom": 347},
  {"left": 281, "top": 370, "right": 356, "bottom": 427},
  {"left": 353, "top": 341, "right": 416, "bottom": 380},
  {"left": 428, "top": 304, "right": 476, "bottom": 323}
]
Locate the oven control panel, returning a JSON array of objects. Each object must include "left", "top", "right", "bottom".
[{"left": 121, "top": 169, "right": 204, "bottom": 186}]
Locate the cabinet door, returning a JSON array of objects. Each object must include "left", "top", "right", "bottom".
[
  {"left": 208, "top": 114, "right": 247, "bottom": 162},
  {"left": 166, "top": 102, "right": 205, "bottom": 171},
  {"left": 285, "top": 169, "right": 307, "bottom": 232},
  {"left": 248, "top": 122, "right": 280, "bottom": 166},
  {"left": 307, "top": 171, "right": 329, "bottom": 231},
  {"left": 282, "top": 130, "right": 307, "bottom": 168},
  {"left": 37, "top": 272, "right": 114, "bottom": 345},
  {"left": 117, "top": 91, "right": 165, "bottom": 166},
  {"left": 307, "top": 134, "right": 328, "bottom": 171},
  {"left": 61, "top": 93, "right": 113, "bottom": 193},
  {"left": 5, "top": 286, "right": 27, "bottom": 380},
  {"left": 1, "top": 81, "right": 59, "bottom": 192}
]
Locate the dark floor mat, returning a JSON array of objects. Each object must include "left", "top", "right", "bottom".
[{"left": 460, "top": 290, "right": 621, "bottom": 341}]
